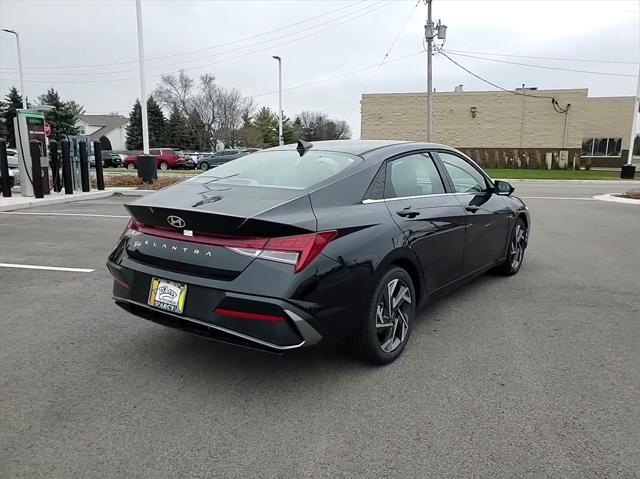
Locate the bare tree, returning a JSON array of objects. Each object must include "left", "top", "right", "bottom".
[
  {"left": 191, "top": 73, "right": 221, "bottom": 150},
  {"left": 219, "top": 88, "right": 255, "bottom": 148},
  {"left": 155, "top": 71, "right": 256, "bottom": 150},
  {"left": 294, "top": 111, "right": 351, "bottom": 141},
  {"left": 155, "top": 70, "right": 212, "bottom": 150}
]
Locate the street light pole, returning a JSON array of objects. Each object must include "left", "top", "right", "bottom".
[
  {"left": 272, "top": 56, "right": 284, "bottom": 146},
  {"left": 135, "top": 0, "right": 150, "bottom": 154},
  {"left": 621, "top": 65, "right": 639, "bottom": 179},
  {"left": 2, "top": 29, "right": 27, "bottom": 108},
  {"left": 626, "top": 66, "right": 639, "bottom": 166}
]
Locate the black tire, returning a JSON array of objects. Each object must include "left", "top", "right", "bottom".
[
  {"left": 200, "top": 161, "right": 210, "bottom": 171},
  {"left": 496, "top": 218, "right": 527, "bottom": 276},
  {"left": 127, "top": 163, "right": 136, "bottom": 170},
  {"left": 159, "top": 161, "right": 169, "bottom": 171},
  {"left": 351, "top": 266, "right": 416, "bottom": 364}
]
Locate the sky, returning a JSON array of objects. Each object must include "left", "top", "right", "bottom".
[{"left": 1, "top": 0, "right": 638, "bottom": 138}]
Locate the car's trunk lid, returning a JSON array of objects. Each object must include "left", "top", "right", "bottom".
[{"left": 123, "top": 180, "right": 317, "bottom": 280}]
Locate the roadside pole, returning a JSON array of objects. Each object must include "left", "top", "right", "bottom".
[
  {"left": 621, "top": 66, "right": 639, "bottom": 179},
  {"left": 425, "top": 0, "right": 433, "bottom": 142},
  {"left": 136, "top": 0, "right": 150, "bottom": 154}
]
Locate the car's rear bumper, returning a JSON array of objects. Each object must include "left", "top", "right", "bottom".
[{"left": 107, "top": 260, "right": 323, "bottom": 353}]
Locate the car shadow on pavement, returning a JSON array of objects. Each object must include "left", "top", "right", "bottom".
[{"left": 116, "top": 269, "right": 513, "bottom": 385}]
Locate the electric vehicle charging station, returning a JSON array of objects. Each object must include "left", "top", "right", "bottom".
[
  {"left": 9, "top": 108, "right": 102, "bottom": 199},
  {"left": 67, "top": 135, "right": 91, "bottom": 191},
  {"left": 13, "top": 109, "right": 48, "bottom": 197}
]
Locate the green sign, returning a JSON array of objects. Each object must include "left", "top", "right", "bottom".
[{"left": 19, "top": 111, "right": 45, "bottom": 120}]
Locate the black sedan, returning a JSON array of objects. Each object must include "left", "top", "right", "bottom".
[
  {"left": 197, "top": 149, "right": 253, "bottom": 170},
  {"left": 108, "top": 140, "right": 530, "bottom": 364}
]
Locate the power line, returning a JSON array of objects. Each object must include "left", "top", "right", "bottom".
[
  {"left": 0, "top": 1, "right": 388, "bottom": 77},
  {"left": 0, "top": 49, "right": 425, "bottom": 91},
  {"left": 0, "top": 1, "right": 392, "bottom": 83},
  {"left": 251, "top": 50, "right": 425, "bottom": 98},
  {"left": 442, "top": 50, "right": 636, "bottom": 78},
  {"left": 4, "top": 2, "right": 393, "bottom": 84},
  {"left": 437, "top": 49, "right": 568, "bottom": 113},
  {"left": 346, "top": 0, "right": 420, "bottom": 121},
  {"left": 0, "top": 0, "right": 371, "bottom": 71},
  {"left": 445, "top": 49, "right": 638, "bottom": 65}
]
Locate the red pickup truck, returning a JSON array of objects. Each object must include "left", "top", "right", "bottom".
[{"left": 123, "top": 148, "right": 187, "bottom": 170}]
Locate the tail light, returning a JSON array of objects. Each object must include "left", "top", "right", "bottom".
[
  {"left": 121, "top": 219, "right": 336, "bottom": 273},
  {"left": 119, "top": 219, "right": 142, "bottom": 241},
  {"left": 228, "top": 231, "right": 337, "bottom": 273}
]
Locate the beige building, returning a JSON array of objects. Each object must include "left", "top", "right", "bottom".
[{"left": 361, "top": 88, "right": 636, "bottom": 168}]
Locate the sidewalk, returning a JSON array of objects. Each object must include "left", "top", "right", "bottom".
[{"left": 0, "top": 188, "right": 150, "bottom": 212}]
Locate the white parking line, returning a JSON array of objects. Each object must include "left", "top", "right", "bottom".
[
  {"left": 0, "top": 212, "right": 129, "bottom": 218},
  {"left": 0, "top": 263, "right": 95, "bottom": 273},
  {"left": 519, "top": 196, "right": 595, "bottom": 200}
]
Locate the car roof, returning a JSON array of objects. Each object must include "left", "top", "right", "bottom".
[{"left": 267, "top": 139, "right": 453, "bottom": 156}]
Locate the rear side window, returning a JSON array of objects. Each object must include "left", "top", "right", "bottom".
[
  {"left": 438, "top": 152, "right": 488, "bottom": 193},
  {"left": 149, "top": 149, "right": 160, "bottom": 155},
  {"left": 385, "top": 153, "right": 445, "bottom": 199},
  {"left": 192, "top": 150, "right": 359, "bottom": 189}
]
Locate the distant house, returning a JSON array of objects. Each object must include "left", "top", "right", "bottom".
[{"left": 75, "top": 114, "right": 129, "bottom": 151}]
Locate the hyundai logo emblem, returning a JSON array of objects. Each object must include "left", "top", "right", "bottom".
[{"left": 167, "top": 215, "right": 186, "bottom": 229}]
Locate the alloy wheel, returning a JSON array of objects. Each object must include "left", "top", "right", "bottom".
[
  {"left": 375, "top": 278, "right": 412, "bottom": 353},
  {"left": 509, "top": 224, "right": 526, "bottom": 270}
]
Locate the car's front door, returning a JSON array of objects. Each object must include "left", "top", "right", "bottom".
[
  {"left": 435, "top": 151, "right": 510, "bottom": 274},
  {"left": 383, "top": 152, "right": 467, "bottom": 292}
]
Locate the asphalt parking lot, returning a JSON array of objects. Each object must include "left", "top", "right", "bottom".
[{"left": 1, "top": 181, "right": 639, "bottom": 478}]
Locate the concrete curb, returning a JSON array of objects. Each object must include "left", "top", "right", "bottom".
[
  {"left": 499, "top": 179, "right": 640, "bottom": 185},
  {"left": 592, "top": 194, "right": 640, "bottom": 205},
  {"left": 0, "top": 188, "right": 150, "bottom": 212}
]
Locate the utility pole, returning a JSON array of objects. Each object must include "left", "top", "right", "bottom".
[
  {"left": 135, "top": 0, "right": 150, "bottom": 154},
  {"left": 273, "top": 56, "right": 284, "bottom": 146},
  {"left": 2, "top": 29, "right": 27, "bottom": 108},
  {"left": 519, "top": 84, "right": 526, "bottom": 149},
  {"left": 424, "top": 1, "right": 445, "bottom": 142},
  {"left": 425, "top": 0, "right": 433, "bottom": 142},
  {"left": 624, "top": 66, "right": 639, "bottom": 168}
]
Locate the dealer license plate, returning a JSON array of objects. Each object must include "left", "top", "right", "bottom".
[{"left": 148, "top": 277, "right": 187, "bottom": 314}]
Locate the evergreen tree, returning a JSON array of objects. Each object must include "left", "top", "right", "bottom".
[
  {"left": 281, "top": 114, "right": 297, "bottom": 144},
  {"left": 147, "top": 96, "right": 166, "bottom": 147},
  {"left": 126, "top": 99, "right": 143, "bottom": 150},
  {"left": 0, "top": 100, "right": 7, "bottom": 142},
  {"left": 37, "top": 88, "right": 78, "bottom": 141},
  {"left": 125, "top": 97, "right": 167, "bottom": 150},
  {"left": 66, "top": 100, "right": 85, "bottom": 117},
  {"left": 165, "top": 105, "right": 192, "bottom": 149},
  {"left": 254, "top": 106, "right": 278, "bottom": 147},
  {"left": 2, "top": 87, "right": 28, "bottom": 147}
]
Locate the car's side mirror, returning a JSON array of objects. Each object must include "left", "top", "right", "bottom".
[{"left": 494, "top": 180, "right": 514, "bottom": 196}]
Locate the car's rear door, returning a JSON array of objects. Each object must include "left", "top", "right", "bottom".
[
  {"left": 382, "top": 151, "right": 466, "bottom": 292},
  {"left": 435, "top": 151, "right": 510, "bottom": 274}
]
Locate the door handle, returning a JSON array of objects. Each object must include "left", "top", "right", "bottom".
[
  {"left": 396, "top": 209, "right": 420, "bottom": 218},
  {"left": 465, "top": 205, "right": 480, "bottom": 212}
]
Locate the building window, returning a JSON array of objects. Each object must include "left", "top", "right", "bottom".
[
  {"left": 581, "top": 138, "right": 622, "bottom": 157},
  {"left": 77, "top": 125, "right": 86, "bottom": 135}
]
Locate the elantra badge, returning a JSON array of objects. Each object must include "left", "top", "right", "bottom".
[{"left": 167, "top": 215, "right": 186, "bottom": 229}]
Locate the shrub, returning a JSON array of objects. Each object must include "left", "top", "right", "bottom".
[
  {"left": 624, "top": 189, "right": 640, "bottom": 199},
  {"left": 92, "top": 173, "right": 186, "bottom": 190}
]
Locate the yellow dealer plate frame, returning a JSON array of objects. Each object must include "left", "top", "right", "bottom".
[{"left": 148, "top": 277, "right": 187, "bottom": 314}]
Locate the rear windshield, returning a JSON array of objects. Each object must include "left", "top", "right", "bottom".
[{"left": 191, "top": 150, "right": 360, "bottom": 189}]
